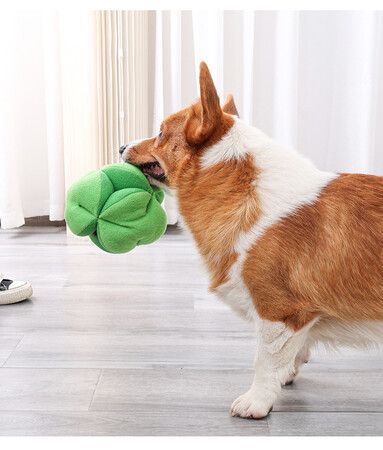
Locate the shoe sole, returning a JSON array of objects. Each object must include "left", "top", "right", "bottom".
[{"left": 0, "top": 283, "right": 33, "bottom": 305}]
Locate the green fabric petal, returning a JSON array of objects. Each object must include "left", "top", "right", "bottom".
[
  {"left": 65, "top": 163, "right": 167, "bottom": 253},
  {"left": 100, "top": 189, "right": 152, "bottom": 224},
  {"left": 65, "top": 171, "right": 113, "bottom": 235},
  {"left": 153, "top": 186, "right": 165, "bottom": 204},
  {"left": 101, "top": 163, "right": 152, "bottom": 193}
]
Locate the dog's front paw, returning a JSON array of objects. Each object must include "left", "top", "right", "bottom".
[{"left": 230, "top": 390, "right": 273, "bottom": 419}]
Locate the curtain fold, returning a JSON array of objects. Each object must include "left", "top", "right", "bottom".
[
  {"left": 0, "top": 12, "right": 24, "bottom": 229},
  {"left": 0, "top": 11, "right": 47, "bottom": 229},
  {"left": 1, "top": 10, "right": 383, "bottom": 229},
  {"left": 42, "top": 10, "right": 65, "bottom": 221},
  {"left": 59, "top": 10, "right": 100, "bottom": 193},
  {"left": 94, "top": 11, "right": 149, "bottom": 164}
]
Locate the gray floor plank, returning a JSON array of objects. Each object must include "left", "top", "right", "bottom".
[
  {"left": 0, "top": 335, "right": 23, "bottom": 366},
  {"left": 91, "top": 365, "right": 383, "bottom": 415},
  {"left": 272, "top": 351, "right": 383, "bottom": 413},
  {"left": 0, "top": 408, "right": 269, "bottom": 436},
  {"left": 90, "top": 368, "right": 253, "bottom": 412},
  {"left": 4, "top": 332, "right": 255, "bottom": 369},
  {"left": 0, "top": 304, "right": 250, "bottom": 334},
  {"left": 0, "top": 368, "right": 100, "bottom": 411},
  {"left": 267, "top": 412, "right": 383, "bottom": 436},
  {"left": 276, "top": 369, "right": 383, "bottom": 412}
]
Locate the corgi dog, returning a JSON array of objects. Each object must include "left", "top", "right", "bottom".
[{"left": 120, "top": 62, "right": 383, "bottom": 419}]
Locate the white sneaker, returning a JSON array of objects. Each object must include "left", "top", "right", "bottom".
[{"left": 0, "top": 274, "right": 33, "bottom": 305}]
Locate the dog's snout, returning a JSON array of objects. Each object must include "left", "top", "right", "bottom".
[{"left": 119, "top": 144, "right": 127, "bottom": 155}]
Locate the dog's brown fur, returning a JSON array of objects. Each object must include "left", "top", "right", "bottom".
[
  {"left": 243, "top": 173, "right": 383, "bottom": 330},
  {"left": 178, "top": 154, "right": 260, "bottom": 290}
]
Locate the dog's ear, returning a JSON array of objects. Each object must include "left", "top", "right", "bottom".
[
  {"left": 185, "top": 62, "right": 222, "bottom": 146},
  {"left": 222, "top": 94, "right": 239, "bottom": 117}
]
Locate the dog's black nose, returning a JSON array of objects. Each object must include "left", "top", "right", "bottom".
[{"left": 119, "top": 144, "right": 127, "bottom": 155}]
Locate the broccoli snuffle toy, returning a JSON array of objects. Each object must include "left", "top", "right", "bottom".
[{"left": 65, "top": 163, "right": 167, "bottom": 254}]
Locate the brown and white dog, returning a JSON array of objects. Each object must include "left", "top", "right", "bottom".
[{"left": 120, "top": 62, "right": 383, "bottom": 419}]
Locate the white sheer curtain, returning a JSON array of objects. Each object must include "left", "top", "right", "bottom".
[
  {"left": 0, "top": 10, "right": 99, "bottom": 229},
  {"left": 0, "top": 11, "right": 25, "bottom": 229},
  {"left": 1, "top": 10, "right": 383, "bottom": 229},
  {"left": 151, "top": 10, "right": 383, "bottom": 175},
  {"left": 0, "top": 10, "right": 152, "bottom": 229}
]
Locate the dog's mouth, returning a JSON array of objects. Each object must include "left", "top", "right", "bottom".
[{"left": 138, "top": 160, "right": 166, "bottom": 182}]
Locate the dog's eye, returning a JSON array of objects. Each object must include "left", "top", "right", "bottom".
[{"left": 158, "top": 131, "right": 163, "bottom": 138}]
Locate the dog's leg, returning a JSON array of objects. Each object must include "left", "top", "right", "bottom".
[
  {"left": 231, "top": 319, "right": 313, "bottom": 419},
  {"left": 282, "top": 340, "right": 312, "bottom": 386}
]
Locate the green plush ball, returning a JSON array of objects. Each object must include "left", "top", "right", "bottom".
[{"left": 65, "top": 163, "right": 167, "bottom": 254}]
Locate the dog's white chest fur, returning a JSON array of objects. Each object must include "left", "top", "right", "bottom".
[
  {"left": 214, "top": 274, "right": 256, "bottom": 320},
  {"left": 202, "top": 119, "right": 337, "bottom": 321}
]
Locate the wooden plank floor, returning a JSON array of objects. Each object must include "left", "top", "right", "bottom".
[{"left": 0, "top": 226, "right": 382, "bottom": 436}]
